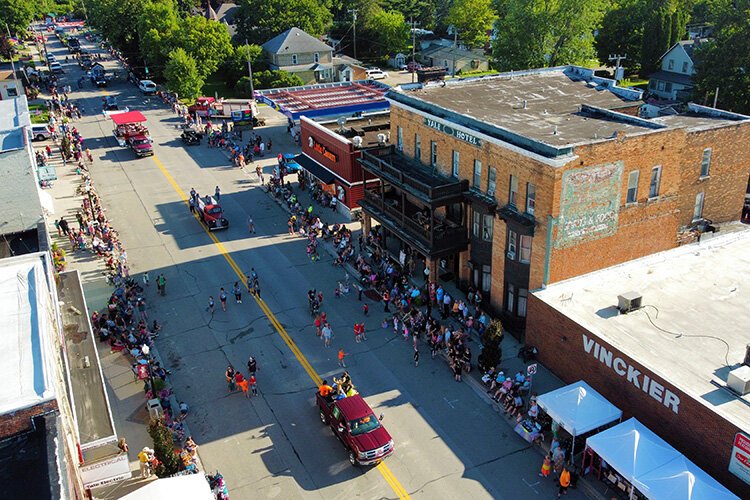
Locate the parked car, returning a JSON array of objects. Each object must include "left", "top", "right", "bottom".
[
  {"left": 102, "top": 96, "right": 118, "bottom": 111},
  {"left": 49, "top": 61, "right": 64, "bottom": 74},
  {"left": 46, "top": 54, "right": 56, "bottom": 63},
  {"left": 407, "top": 61, "right": 423, "bottom": 72},
  {"left": 138, "top": 80, "right": 157, "bottom": 95},
  {"left": 91, "top": 73, "right": 108, "bottom": 87},
  {"left": 30, "top": 124, "right": 52, "bottom": 141},
  {"left": 366, "top": 69, "right": 389, "bottom": 80}
]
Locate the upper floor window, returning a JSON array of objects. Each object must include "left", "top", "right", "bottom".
[
  {"left": 430, "top": 141, "right": 438, "bottom": 168},
  {"left": 452, "top": 150, "right": 460, "bottom": 178},
  {"left": 472, "top": 210, "right": 480, "bottom": 238},
  {"left": 526, "top": 183, "right": 536, "bottom": 215},
  {"left": 509, "top": 175, "right": 518, "bottom": 207},
  {"left": 667, "top": 59, "right": 674, "bottom": 70},
  {"left": 292, "top": 54, "right": 298, "bottom": 64},
  {"left": 507, "top": 230, "right": 517, "bottom": 259},
  {"left": 700, "top": 148, "right": 712, "bottom": 177},
  {"left": 488, "top": 167, "right": 496, "bottom": 197},
  {"left": 626, "top": 171, "right": 639, "bottom": 204},
  {"left": 415, "top": 134, "right": 421, "bottom": 160},
  {"left": 682, "top": 61, "right": 689, "bottom": 73},
  {"left": 482, "top": 214, "right": 493, "bottom": 241},
  {"left": 649, "top": 166, "right": 662, "bottom": 199},
  {"left": 314, "top": 53, "right": 320, "bottom": 63},
  {"left": 693, "top": 192, "right": 705, "bottom": 221},
  {"left": 473, "top": 160, "right": 482, "bottom": 187},
  {"left": 396, "top": 127, "right": 403, "bottom": 151},
  {"left": 519, "top": 235, "right": 532, "bottom": 263}
]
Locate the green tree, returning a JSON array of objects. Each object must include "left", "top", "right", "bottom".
[
  {"left": 165, "top": 47, "right": 204, "bottom": 99},
  {"left": 0, "top": 0, "right": 35, "bottom": 36},
  {"left": 365, "top": 9, "right": 410, "bottom": 56},
  {"left": 595, "top": 0, "right": 646, "bottom": 74},
  {"left": 222, "top": 43, "right": 263, "bottom": 88},
  {"left": 86, "top": 0, "right": 146, "bottom": 63},
  {"left": 639, "top": 0, "right": 692, "bottom": 76},
  {"left": 178, "top": 15, "right": 233, "bottom": 79},
  {"left": 243, "top": 70, "right": 305, "bottom": 90},
  {"left": 693, "top": 1, "right": 750, "bottom": 112},
  {"left": 492, "top": 0, "right": 608, "bottom": 71},
  {"left": 147, "top": 418, "right": 180, "bottom": 477},
  {"left": 445, "top": 0, "right": 496, "bottom": 49},
  {"left": 236, "top": 0, "right": 334, "bottom": 45},
  {"left": 477, "top": 320, "right": 504, "bottom": 373},
  {"left": 137, "top": 0, "right": 180, "bottom": 78}
]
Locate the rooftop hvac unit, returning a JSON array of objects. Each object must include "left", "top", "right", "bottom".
[
  {"left": 377, "top": 133, "right": 387, "bottom": 144},
  {"left": 352, "top": 136, "right": 363, "bottom": 148},
  {"left": 617, "top": 291, "right": 642, "bottom": 314},
  {"left": 727, "top": 366, "right": 750, "bottom": 396}
]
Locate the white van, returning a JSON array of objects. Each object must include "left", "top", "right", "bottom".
[
  {"left": 366, "top": 69, "right": 389, "bottom": 80},
  {"left": 30, "top": 124, "right": 52, "bottom": 141}
]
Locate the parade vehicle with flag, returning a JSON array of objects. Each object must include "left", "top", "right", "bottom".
[{"left": 196, "top": 195, "right": 229, "bottom": 231}]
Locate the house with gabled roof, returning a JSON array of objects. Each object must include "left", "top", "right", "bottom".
[
  {"left": 648, "top": 38, "right": 706, "bottom": 101},
  {"left": 261, "top": 27, "right": 334, "bottom": 84}
]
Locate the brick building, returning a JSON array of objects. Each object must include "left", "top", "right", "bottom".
[
  {"left": 296, "top": 115, "right": 386, "bottom": 219},
  {"left": 357, "top": 66, "right": 750, "bottom": 334},
  {"left": 525, "top": 229, "right": 750, "bottom": 497}
]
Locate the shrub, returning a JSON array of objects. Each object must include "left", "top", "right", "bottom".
[
  {"left": 477, "top": 319, "right": 503, "bottom": 372},
  {"left": 147, "top": 418, "right": 180, "bottom": 477}
]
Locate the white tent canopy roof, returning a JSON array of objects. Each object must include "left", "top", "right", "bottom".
[
  {"left": 536, "top": 380, "right": 622, "bottom": 436},
  {"left": 586, "top": 418, "right": 738, "bottom": 500},
  {"left": 122, "top": 474, "right": 214, "bottom": 500},
  {"left": 634, "top": 455, "right": 738, "bottom": 500}
]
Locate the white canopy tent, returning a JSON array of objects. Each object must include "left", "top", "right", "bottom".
[
  {"left": 537, "top": 380, "right": 622, "bottom": 457},
  {"left": 634, "top": 455, "right": 739, "bottom": 500},
  {"left": 122, "top": 474, "right": 214, "bottom": 500},
  {"left": 586, "top": 418, "right": 738, "bottom": 500}
]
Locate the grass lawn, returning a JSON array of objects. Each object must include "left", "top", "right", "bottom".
[
  {"left": 29, "top": 103, "right": 50, "bottom": 124},
  {"left": 201, "top": 74, "right": 245, "bottom": 100},
  {"left": 621, "top": 77, "right": 649, "bottom": 87}
]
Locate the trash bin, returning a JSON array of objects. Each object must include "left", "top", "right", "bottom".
[{"left": 147, "top": 398, "right": 163, "bottom": 419}]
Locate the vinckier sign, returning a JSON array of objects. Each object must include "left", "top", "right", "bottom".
[{"left": 583, "top": 334, "right": 681, "bottom": 414}]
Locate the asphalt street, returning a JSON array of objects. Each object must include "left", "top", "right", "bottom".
[{"left": 48, "top": 36, "right": 586, "bottom": 500}]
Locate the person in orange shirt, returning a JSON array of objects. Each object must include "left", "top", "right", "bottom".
[
  {"left": 235, "top": 372, "right": 249, "bottom": 397},
  {"left": 557, "top": 464, "right": 571, "bottom": 497},
  {"left": 338, "top": 348, "right": 347, "bottom": 368}
]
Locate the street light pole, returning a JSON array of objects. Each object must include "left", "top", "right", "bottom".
[{"left": 245, "top": 39, "right": 255, "bottom": 97}]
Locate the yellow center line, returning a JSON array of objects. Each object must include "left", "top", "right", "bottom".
[{"left": 149, "top": 154, "right": 410, "bottom": 499}]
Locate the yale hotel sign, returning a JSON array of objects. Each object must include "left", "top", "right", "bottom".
[{"left": 423, "top": 118, "right": 482, "bottom": 147}]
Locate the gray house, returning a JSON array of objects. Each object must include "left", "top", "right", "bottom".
[
  {"left": 648, "top": 39, "right": 705, "bottom": 101},
  {"left": 261, "top": 27, "right": 334, "bottom": 84}
]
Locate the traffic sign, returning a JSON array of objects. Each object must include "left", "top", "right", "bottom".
[{"left": 527, "top": 363, "right": 538, "bottom": 376}]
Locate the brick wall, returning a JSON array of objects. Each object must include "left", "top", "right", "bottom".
[
  {"left": 0, "top": 400, "right": 59, "bottom": 439},
  {"left": 526, "top": 294, "right": 750, "bottom": 498}
]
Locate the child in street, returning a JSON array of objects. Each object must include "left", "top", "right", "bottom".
[
  {"left": 233, "top": 282, "right": 242, "bottom": 304},
  {"left": 219, "top": 288, "right": 228, "bottom": 311},
  {"left": 362, "top": 303, "right": 369, "bottom": 316},
  {"left": 249, "top": 375, "right": 258, "bottom": 396},
  {"left": 338, "top": 348, "right": 347, "bottom": 367},
  {"left": 539, "top": 453, "right": 552, "bottom": 478},
  {"left": 207, "top": 296, "right": 215, "bottom": 314},
  {"left": 354, "top": 323, "right": 362, "bottom": 343},
  {"left": 236, "top": 372, "right": 249, "bottom": 398}
]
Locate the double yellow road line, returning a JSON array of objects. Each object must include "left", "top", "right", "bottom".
[{"left": 150, "top": 154, "right": 410, "bottom": 499}]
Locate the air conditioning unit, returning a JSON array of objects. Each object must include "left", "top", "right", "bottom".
[
  {"left": 377, "top": 133, "right": 387, "bottom": 144},
  {"left": 727, "top": 366, "right": 750, "bottom": 396},
  {"left": 352, "top": 136, "right": 363, "bottom": 148},
  {"left": 617, "top": 291, "right": 642, "bottom": 314}
]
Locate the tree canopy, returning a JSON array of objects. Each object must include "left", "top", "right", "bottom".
[
  {"left": 364, "top": 9, "right": 410, "bottom": 57},
  {"left": 445, "top": 0, "right": 496, "bottom": 49},
  {"left": 492, "top": 0, "right": 608, "bottom": 71},
  {"left": 0, "top": 0, "right": 35, "bottom": 36},
  {"left": 164, "top": 47, "right": 203, "bottom": 98},
  {"left": 178, "top": 15, "right": 233, "bottom": 79},
  {"left": 236, "top": 0, "right": 334, "bottom": 45}
]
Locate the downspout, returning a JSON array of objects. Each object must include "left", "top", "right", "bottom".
[{"left": 543, "top": 215, "right": 556, "bottom": 288}]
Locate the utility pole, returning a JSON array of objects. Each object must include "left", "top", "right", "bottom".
[
  {"left": 5, "top": 24, "right": 20, "bottom": 92},
  {"left": 452, "top": 28, "right": 458, "bottom": 77},
  {"left": 713, "top": 87, "right": 720, "bottom": 108},
  {"left": 348, "top": 9, "right": 358, "bottom": 60},
  {"left": 245, "top": 39, "right": 255, "bottom": 97},
  {"left": 410, "top": 17, "right": 419, "bottom": 84},
  {"left": 608, "top": 54, "right": 627, "bottom": 83}
]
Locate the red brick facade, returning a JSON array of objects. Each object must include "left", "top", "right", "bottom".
[
  {"left": 0, "top": 400, "right": 59, "bottom": 438},
  {"left": 525, "top": 294, "right": 750, "bottom": 497}
]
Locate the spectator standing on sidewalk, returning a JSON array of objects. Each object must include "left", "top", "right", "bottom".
[
  {"left": 214, "top": 185, "right": 221, "bottom": 201},
  {"left": 557, "top": 465, "right": 571, "bottom": 497}
]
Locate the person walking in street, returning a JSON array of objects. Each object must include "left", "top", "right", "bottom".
[
  {"left": 157, "top": 274, "right": 166, "bottom": 296},
  {"left": 557, "top": 464, "right": 571, "bottom": 497},
  {"left": 338, "top": 348, "right": 347, "bottom": 367},
  {"left": 142, "top": 271, "right": 150, "bottom": 288},
  {"left": 236, "top": 372, "right": 249, "bottom": 398},
  {"left": 59, "top": 217, "right": 70, "bottom": 236},
  {"left": 383, "top": 290, "right": 390, "bottom": 312},
  {"left": 188, "top": 196, "right": 195, "bottom": 213},
  {"left": 362, "top": 303, "right": 369, "bottom": 316},
  {"left": 247, "top": 356, "right": 257, "bottom": 378},
  {"left": 322, "top": 323, "right": 333, "bottom": 347},
  {"left": 214, "top": 185, "right": 221, "bottom": 201},
  {"left": 207, "top": 296, "right": 215, "bottom": 315},
  {"left": 219, "top": 288, "right": 228, "bottom": 311},
  {"left": 233, "top": 282, "right": 242, "bottom": 303},
  {"left": 54, "top": 218, "right": 62, "bottom": 236},
  {"left": 414, "top": 347, "right": 420, "bottom": 367},
  {"left": 539, "top": 453, "right": 552, "bottom": 479},
  {"left": 249, "top": 374, "right": 258, "bottom": 396},
  {"left": 225, "top": 365, "right": 236, "bottom": 391},
  {"left": 247, "top": 215, "right": 256, "bottom": 234}
]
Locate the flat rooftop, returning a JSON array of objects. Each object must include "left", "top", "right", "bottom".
[
  {"left": 0, "top": 253, "right": 56, "bottom": 415},
  {"left": 389, "top": 66, "right": 748, "bottom": 157},
  {"left": 58, "top": 270, "right": 115, "bottom": 447},
  {"left": 0, "top": 148, "right": 45, "bottom": 235},
  {"left": 319, "top": 113, "right": 391, "bottom": 148},
  {"left": 533, "top": 226, "right": 750, "bottom": 432}
]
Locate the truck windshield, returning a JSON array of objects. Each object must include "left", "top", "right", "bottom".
[
  {"left": 207, "top": 207, "right": 222, "bottom": 214},
  {"left": 349, "top": 414, "right": 380, "bottom": 436}
]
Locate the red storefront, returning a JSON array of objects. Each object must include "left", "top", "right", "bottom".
[{"left": 298, "top": 115, "right": 386, "bottom": 219}]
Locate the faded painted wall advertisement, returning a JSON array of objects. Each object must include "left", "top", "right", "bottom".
[{"left": 556, "top": 161, "right": 623, "bottom": 248}]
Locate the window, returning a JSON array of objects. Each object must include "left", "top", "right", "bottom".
[
  {"left": 665, "top": 82, "right": 672, "bottom": 92},
  {"left": 668, "top": 59, "right": 674, "bottom": 70},
  {"left": 693, "top": 192, "right": 705, "bottom": 221},
  {"left": 519, "top": 235, "right": 532, "bottom": 263},
  {"left": 507, "top": 230, "right": 517, "bottom": 259},
  {"left": 509, "top": 175, "right": 518, "bottom": 207},
  {"left": 518, "top": 289, "right": 528, "bottom": 317},
  {"left": 430, "top": 141, "right": 438, "bottom": 167},
  {"left": 482, "top": 265, "right": 491, "bottom": 293},
  {"left": 292, "top": 54, "right": 298, "bottom": 64},
  {"left": 473, "top": 160, "right": 482, "bottom": 187},
  {"left": 472, "top": 210, "right": 480, "bottom": 237},
  {"left": 649, "top": 80, "right": 656, "bottom": 90},
  {"left": 314, "top": 53, "right": 320, "bottom": 63},
  {"left": 506, "top": 284, "right": 515, "bottom": 312},
  {"left": 452, "top": 150, "right": 460, "bottom": 178},
  {"left": 482, "top": 214, "right": 493, "bottom": 241},
  {"left": 626, "top": 171, "right": 639, "bottom": 204},
  {"left": 488, "top": 167, "right": 496, "bottom": 197},
  {"left": 397, "top": 127, "right": 403, "bottom": 151},
  {"left": 415, "top": 134, "right": 421, "bottom": 160},
  {"left": 6, "top": 87, "right": 18, "bottom": 97},
  {"left": 526, "top": 183, "right": 536, "bottom": 215},
  {"left": 682, "top": 61, "right": 689, "bottom": 73},
  {"left": 657, "top": 81, "right": 665, "bottom": 91},
  {"left": 649, "top": 166, "right": 661, "bottom": 198},
  {"left": 701, "top": 148, "right": 712, "bottom": 177}
]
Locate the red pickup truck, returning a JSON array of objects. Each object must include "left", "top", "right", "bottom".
[{"left": 316, "top": 392, "right": 394, "bottom": 466}]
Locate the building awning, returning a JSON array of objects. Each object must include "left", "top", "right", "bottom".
[{"left": 294, "top": 154, "right": 336, "bottom": 184}]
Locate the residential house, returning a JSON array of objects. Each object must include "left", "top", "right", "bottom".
[
  {"left": 332, "top": 54, "right": 367, "bottom": 82},
  {"left": 261, "top": 27, "right": 334, "bottom": 84},
  {"left": 419, "top": 44, "right": 489, "bottom": 75},
  {"left": 389, "top": 53, "right": 408, "bottom": 69},
  {"left": 648, "top": 39, "right": 705, "bottom": 101}
]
